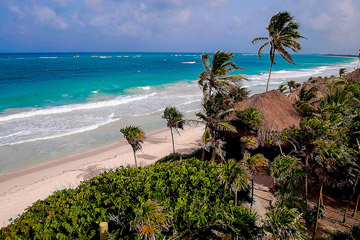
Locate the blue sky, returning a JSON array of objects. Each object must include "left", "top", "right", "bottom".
[{"left": 0, "top": 0, "right": 359, "bottom": 54}]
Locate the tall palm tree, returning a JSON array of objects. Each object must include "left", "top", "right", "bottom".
[
  {"left": 162, "top": 106, "right": 184, "bottom": 161},
  {"left": 199, "top": 50, "right": 245, "bottom": 100},
  {"left": 252, "top": 11, "right": 306, "bottom": 92},
  {"left": 120, "top": 125, "right": 145, "bottom": 168},
  {"left": 241, "top": 152, "right": 267, "bottom": 210},
  {"left": 130, "top": 199, "right": 172, "bottom": 240}
]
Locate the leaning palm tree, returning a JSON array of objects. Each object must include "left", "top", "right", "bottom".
[
  {"left": 241, "top": 152, "right": 267, "bottom": 210},
  {"left": 130, "top": 199, "right": 172, "bottom": 240},
  {"left": 120, "top": 125, "right": 145, "bottom": 168},
  {"left": 162, "top": 106, "right": 184, "bottom": 161},
  {"left": 199, "top": 50, "right": 245, "bottom": 100},
  {"left": 252, "top": 11, "right": 306, "bottom": 92}
]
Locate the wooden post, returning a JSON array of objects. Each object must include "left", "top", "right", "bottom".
[
  {"left": 354, "top": 193, "right": 360, "bottom": 218},
  {"left": 320, "top": 189, "right": 323, "bottom": 206},
  {"left": 99, "top": 222, "right": 108, "bottom": 240},
  {"left": 313, "top": 185, "right": 323, "bottom": 238}
]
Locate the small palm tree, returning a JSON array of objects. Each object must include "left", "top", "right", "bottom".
[
  {"left": 199, "top": 50, "right": 245, "bottom": 100},
  {"left": 196, "top": 109, "right": 236, "bottom": 163},
  {"left": 162, "top": 106, "right": 184, "bottom": 161},
  {"left": 219, "top": 159, "right": 250, "bottom": 206},
  {"left": 252, "top": 11, "right": 306, "bottom": 92},
  {"left": 339, "top": 68, "right": 347, "bottom": 78},
  {"left": 241, "top": 152, "right": 267, "bottom": 210},
  {"left": 130, "top": 199, "right": 172, "bottom": 240},
  {"left": 263, "top": 207, "right": 307, "bottom": 240},
  {"left": 120, "top": 126, "right": 145, "bottom": 168}
]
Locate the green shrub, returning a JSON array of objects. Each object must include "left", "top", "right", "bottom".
[
  {"left": 327, "top": 224, "right": 360, "bottom": 240},
  {"left": 0, "top": 158, "right": 260, "bottom": 239}
]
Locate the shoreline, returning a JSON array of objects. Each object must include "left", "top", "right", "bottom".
[{"left": 0, "top": 124, "right": 204, "bottom": 228}]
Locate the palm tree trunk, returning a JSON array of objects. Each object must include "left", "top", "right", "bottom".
[
  {"left": 314, "top": 184, "right": 323, "bottom": 238},
  {"left": 343, "top": 171, "right": 360, "bottom": 223},
  {"left": 170, "top": 127, "right": 176, "bottom": 161},
  {"left": 235, "top": 190, "right": 238, "bottom": 207},
  {"left": 201, "top": 148, "right": 206, "bottom": 161},
  {"left": 266, "top": 61, "right": 274, "bottom": 92},
  {"left": 133, "top": 149, "right": 138, "bottom": 168},
  {"left": 305, "top": 156, "right": 309, "bottom": 209},
  {"left": 210, "top": 146, "right": 216, "bottom": 164},
  {"left": 251, "top": 176, "right": 254, "bottom": 210}
]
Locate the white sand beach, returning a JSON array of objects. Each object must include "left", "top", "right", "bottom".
[{"left": 0, "top": 125, "right": 204, "bottom": 228}]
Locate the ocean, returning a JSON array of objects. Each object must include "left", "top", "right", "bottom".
[{"left": 0, "top": 52, "right": 357, "bottom": 174}]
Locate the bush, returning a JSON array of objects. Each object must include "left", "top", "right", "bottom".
[
  {"left": 0, "top": 158, "right": 260, "bottom": 239},
  {"left": 327, "top": 224, "right": 360, "bottom": 240}
]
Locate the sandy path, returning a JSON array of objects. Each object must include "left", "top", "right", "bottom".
[{"left": 0, "top": 126, "right": 203, "bottom": 228}]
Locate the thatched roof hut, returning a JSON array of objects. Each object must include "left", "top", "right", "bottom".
[
  {"left": 345, "top": 68, "right": 360, "bottom": 83},
  {"left": 233, "top": 90, "right": 302, "bottom": 147},
  {"left": 288, "top": 78, "right": 328, "bottom": 106}
]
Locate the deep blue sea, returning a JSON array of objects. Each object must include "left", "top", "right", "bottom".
[{"left": 0, "top": 52, "right": 357, "bottom": 173}]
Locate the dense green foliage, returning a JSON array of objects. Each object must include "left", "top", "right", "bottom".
[
  {"left": 326, "top": 224, "right": 360, "bottom": 240},
  {"left": 0, "top": 159, "right": 261, "bottom": 239}
]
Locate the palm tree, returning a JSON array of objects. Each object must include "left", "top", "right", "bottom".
[
  {"left": 270, "top": 155, "right": 305, "bottom": 209},
  {"left": 199, "top": 50, "right": 245, "bottom": 100},
  {"left": 263, "top": 207, "right": 307, "bottom": 240},
  {"left": 219, "top": 159, "right": 250, "bottom": 206},
  {"left": 339, "top": 68, "right": 347, "bottom": 78},
  {"left": 162, "top": 106, "right": 184, "bottom": 161},
  {"left": 120, "top": 126, "right": 145, "bottom": 168},
  {"left": 252, "top": 11, "right": 306, "bottom": 92},
  {"left": 130, "top": 199, "right": 172, "bottom": 240},
  {"left": 196, "top": 108, "right": 236, "bottom": 163},
  {"left": 241, "top": 152, "right": 267, "bottom": 210}
]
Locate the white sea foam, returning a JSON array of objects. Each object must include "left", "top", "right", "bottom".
[
  {"left": 91, "top": 56, "right": 99, "bottom": 58},
  {"left": 0, "top": 93, "right": 156, "bottom": 122},
  {"left": 0, "top": 114, "right": 119, "bottom": 146},
  {"left": 99, "top": 56, "right": 111, "bottom": 58},
  {"left": 91, "top": 90, "right": 100, "bottom": 93},
  {"left": 181, "top": 61, "right": 196, "bottom": 64},
  {"left": 39, "top": 57, "right": 58, "bottom": 59},
  {"left": 138, "top": 86, "right": 150, "bottom": 90},
  {"left": 0, "top": 130, "right": 31, "bottom": 139}
]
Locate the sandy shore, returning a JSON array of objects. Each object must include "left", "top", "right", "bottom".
[{"left": 0, "top": 125, "right": 204, "bottom": 228}]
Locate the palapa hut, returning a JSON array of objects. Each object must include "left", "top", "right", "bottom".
[
  {"left": 345, "top": 68, "right": 360, "bottom": 83},
  {"left": 232, "top": 90, "right": 302, "bottom": 148},
  {"left": 287, "top": 77, "right": 328, "bottom": 107}
]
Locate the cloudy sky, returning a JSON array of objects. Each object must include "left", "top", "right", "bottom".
[{"left": 0, "top": 0, "right": 359, "bottom": 54}]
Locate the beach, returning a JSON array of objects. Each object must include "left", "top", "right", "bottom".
[{"left": 0, "top": 125, "right": 204, "bottom": 228}]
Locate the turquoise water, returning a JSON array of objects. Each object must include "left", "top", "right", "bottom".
[{"left": 0, "top": 52, "right": 357, "bottom": 173}]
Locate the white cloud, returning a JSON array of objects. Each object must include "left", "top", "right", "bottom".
[
  {"left": 33, "top": 6, "right": 68, "bottom": 30},
  {"left": 311, "top": 13, "right": 330, "bottom": 30},
  {"left": 171, "top": 10, "right": 191, "bottom": 25}
]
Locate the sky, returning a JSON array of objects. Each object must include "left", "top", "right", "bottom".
[{"left": 0, "top": 0, "right": 359, "bottom": 54}]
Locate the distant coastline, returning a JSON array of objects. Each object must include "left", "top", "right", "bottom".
[{"left": 324, "top": 54, "right": 358, "bottom": 58}]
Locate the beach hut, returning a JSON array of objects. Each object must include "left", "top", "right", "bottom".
[
  {"left": 232, "top": 90, "right": 302, "bottom": 148},
  {"left": 345, "top": 68, "right": 360, "bottom": 83}
]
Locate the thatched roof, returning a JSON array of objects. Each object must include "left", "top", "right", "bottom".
[
  {"left": 234, "top": 90, "right": 302, "bottom": 146},
  {"left": 345, "top": 68, "right": 360, "bottom": 83},
  {"left": 288, "top": 78, "right": 329, "bottom": 108}
]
